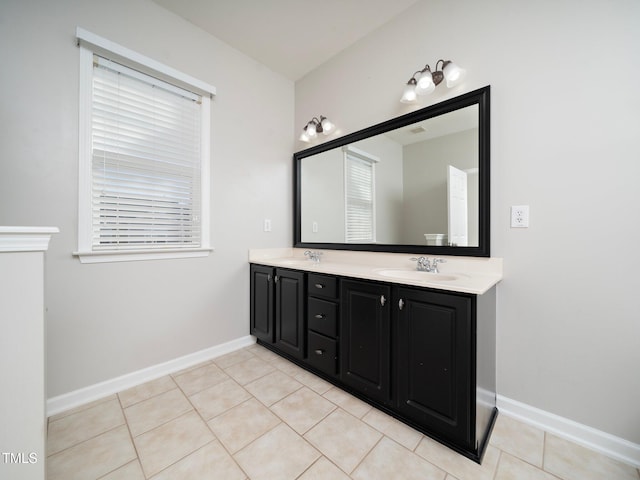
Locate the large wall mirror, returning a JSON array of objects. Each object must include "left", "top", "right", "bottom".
[{"left": 294, "top": 86, "right": 490, "bottom": 256}]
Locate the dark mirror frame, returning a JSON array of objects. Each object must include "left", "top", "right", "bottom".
[{"left": 294, "top": 85, "right": 490, "bottom": 257}]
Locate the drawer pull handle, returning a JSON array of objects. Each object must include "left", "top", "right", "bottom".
[
  {"left": 314, "top": 349, "right": 324, "bottom": 355},
  {"left": 314, "top": 314, "right": 325, "bottom": 319},
  {"left": 315, "top": 283, "right": 324, "bottom": 289}
]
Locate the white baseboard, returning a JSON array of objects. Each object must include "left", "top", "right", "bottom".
[
  {"left": 497, "top": 394, "right": 640, "bottom": 468},
  {"left": 47, "top": 335, "right": 256, "bottom": 417}
]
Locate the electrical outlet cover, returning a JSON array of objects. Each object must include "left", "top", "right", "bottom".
[{"left": 511, "top": 205, "right": 529, "bottom": 228}]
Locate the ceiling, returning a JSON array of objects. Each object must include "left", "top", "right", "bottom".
[{"left": 152, "top": 0, "right": 422, "bottom": 81}]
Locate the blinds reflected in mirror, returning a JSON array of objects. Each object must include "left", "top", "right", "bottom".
[{"left": 344, "top": 146, "right": 379, "bottom": 243}]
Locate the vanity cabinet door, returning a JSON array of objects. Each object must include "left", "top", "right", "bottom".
[
  {"left": 250, "top": 264, "right": 274, "bottom": 343},
  {"left": 340, "top": 279, "right": 391, "bottom": 405},
  {"left": 395, "top": 287, "right": 473, "bottom": 447},
  {"left": 274, "top": 268, "right": 306, "bottom": 360}
]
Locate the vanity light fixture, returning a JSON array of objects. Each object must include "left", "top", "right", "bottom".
[
  {"left": 400, "top": 59, "right": 466, "bottom": 104},
  {"left": 299, "top": 115, "right": 335, "bottom": 142}
]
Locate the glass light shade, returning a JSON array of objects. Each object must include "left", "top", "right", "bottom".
[
  {"left": 306, "top": 122, "right": 318, "bottom": 138},
  {"left": 320, "top": 117, "right": 334, "bottom": 135},
  {"left": 415, "top": 71, "right": 435, "bottom": 95},
  {"left": 299, "top": 130, "right": 310, "bottom": 142},
  {"left": 400, "top": 82, "right": 417, "bottom": 103},
  {"left": 443, "top": 61, "right": 466, "bottom": 87}
]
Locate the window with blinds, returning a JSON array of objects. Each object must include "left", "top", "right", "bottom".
[
  {"left": 345, "top": 153, "right": 377, "bottom": 243},
  {"left": 91, "top": 57, "right": 202, "bottom": 250},
  {"left": 75, "top": 29, "right": 214, "bottom": 263}
]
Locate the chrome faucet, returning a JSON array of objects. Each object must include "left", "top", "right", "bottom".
[
  {"left": 304, "top": 250, "right": 323, "bottom": 263},
  {"left": 410, "top": 257, "right": 446, "bottom": 273}
]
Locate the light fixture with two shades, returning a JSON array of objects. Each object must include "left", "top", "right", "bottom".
[{"left": 299, "top": 116, "right": 335, "bottom": 143}]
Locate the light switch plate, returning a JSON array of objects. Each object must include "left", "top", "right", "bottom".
[
  {"left": 263, "top": 219, "right": 271, "bottom": 232},
  {"left": 511, "top": 205, "right": 529, "bottom": 228}
]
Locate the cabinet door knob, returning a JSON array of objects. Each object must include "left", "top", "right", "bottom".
[
  {"left": 380, "top": 295, "right": 386, "bottom": 306},
  {"left": 314, "top": 349, "right": 324, "bottom": 355},
  {"left": 274, "top": 275, "right": 278, "bottom": 283},
  {"left": 315, "top": 283, "right": 324, "bottom": 289},
  {"left": 398, "top": 299, "right": 405, "bottom": 310},
  {"left": 314, "top": 314, "right": 325, "bottom": 319}
]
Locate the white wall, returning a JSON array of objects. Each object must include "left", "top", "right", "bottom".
[
  {"left": 402, "top": 128, "right": 479, "bottom": 244},
  {"left": 296, "top": 0, "right": 640, "bottom": 445},
  {"left": 0, "top": 0, "right": 293, "bottom": 397}
]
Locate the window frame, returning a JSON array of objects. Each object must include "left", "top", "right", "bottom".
[{"left": 74, "top": 28, "right": 215, "bottom": 263}]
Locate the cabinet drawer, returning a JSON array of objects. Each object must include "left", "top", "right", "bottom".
[
  {"left": 307, "top": 331, "right": 338, "bottom": 376},
  {"left": 307, "top": 273, "right": 338, "bottom": 299},
  {"left": 308, "top": 297, "right": 338, "bottom": 337}
]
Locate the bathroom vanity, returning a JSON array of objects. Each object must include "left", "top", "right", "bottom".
[
  {"left": 249, "top": 249, "right": 501, "bottom": 463},
  {"left": 251, "top": 86, "right": 498, "bottom": 461}
]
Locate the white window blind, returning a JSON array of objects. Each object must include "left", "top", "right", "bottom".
[
  {"left": 91, "top": 56, "right": 202, "bottom": 250},
  {"left": 345, "top": 153, "right": 376, "bottom": 243}
]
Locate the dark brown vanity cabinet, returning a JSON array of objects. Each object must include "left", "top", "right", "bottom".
[
  {"left": 250, "top": 264, "right": 274, "bottom": 343},
  {"left": 395, "top": 287, "right": 474, "bottom": 449},
  {"left": 250, "top": 264, "right": 496, "bottom": 462},
  {"left": 340, "top": 279, "right": 392, "bottom": 405},
  {"left": 250, "top": 265, "right": 306, "bottom": 359},
  {"left": 306, "top": 273, "right": 339, "bottom": 377}
]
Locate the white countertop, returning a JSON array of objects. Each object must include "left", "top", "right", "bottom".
[{"left": 249, "top": 248, "right": 502, "bottom": 295}]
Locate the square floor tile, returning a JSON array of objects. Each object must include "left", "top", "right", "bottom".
[
  {"left": 118, "top": 376, "right": 177, "bottom": 408},
  {"left": 489, "top": 414, "right": 544, "bottom": 467},
  {"left": 208, "top": 398, "right": 281, "bottom": 453},
  {"left": 495, "top": 452, "right": 558, "bottom": 480},
  {"left": 47, "top": 397, "right": 125, "bottom": 455},
  {"left": 543, "top": 433, "right": 639, "bottom": 480},
  {"left": 362, "top": 408, "right": 423, "bottom": 450},
  {"left": 352, "top": 436, "right": 446, "bottom": 480},
  {"left": 134, "top": 411, "right": 214, "bottom": 478},
  {"left": 297, "top": 457, "right": 351, "bottom": 480},
  {"left": 223, "top": 356, "right": 276, "bottom": 385},
  {"left": 213, "top": 348, "right": 256, "bottom": 369},
  {"left": 99, "top": 459, "right": 145, "bottom": 479},
  {"left": 322, "top": 387, "right": 372, "bottom": 418},
  {"left": 234, "top": 423, "right": 320, "bottom": 480},
  {"left": 270, "top": 355, "right": 308, "bottom": 376},
  {"left": 47, "top": 425, "right": 136, "bottom": 480},
  {"left": 248, "top": 344, "right": 282, "bottom": 362},
  {"left": 151, "top": 440, "right": 246, "bottom": 480},
  {"left": 304, "top": 408, "right": 382, "bottom": 474},
  {"left": 271, "top": 386, "right": 336, "bottom": 434},
  {"left": 172, "top": 362, "right": 229, "bottom": 396},
  {"left": 415, "top": 436, "right": 500, "bottom": 480},
  {"left": 293, "top": 369, "right": 333, "bottom": 394},
  {"left": 245, "top": 370, "right": 303, "bottom": 406},
  {"left": 124, "top": 388, "right": 192, "bottom": 436},
  {"left": 48, "top": 394, "right": 117, "bottom": 422},
  {"left": 189, "top": 378, "right": 251, "bottom": 420}
]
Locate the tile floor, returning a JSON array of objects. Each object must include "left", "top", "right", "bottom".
[{"left": 47, "top": 344, "right": 640, "bottom": 480}]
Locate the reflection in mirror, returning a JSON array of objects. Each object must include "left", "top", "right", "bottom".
[
  {"left": 301, "top": 105, "right": 478, "bottom": 246},
  {"left": 295, "top": 86, "right": 490, "bottom": 257}
]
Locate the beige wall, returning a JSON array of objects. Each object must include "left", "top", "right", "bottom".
[
  {"left": 0, "top": 0, "right": 293, "bottom": 397},
  {"left": 295, "top": 0, "right": 640, "bottom": 444}
]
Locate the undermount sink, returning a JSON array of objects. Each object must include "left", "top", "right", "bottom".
[{"left": 375, "top": 269, "right": 465, "bottom": 282}]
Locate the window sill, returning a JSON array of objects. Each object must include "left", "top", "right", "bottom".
[{"left": 73, "top": 247, "right": 213, "bottom": 264}]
